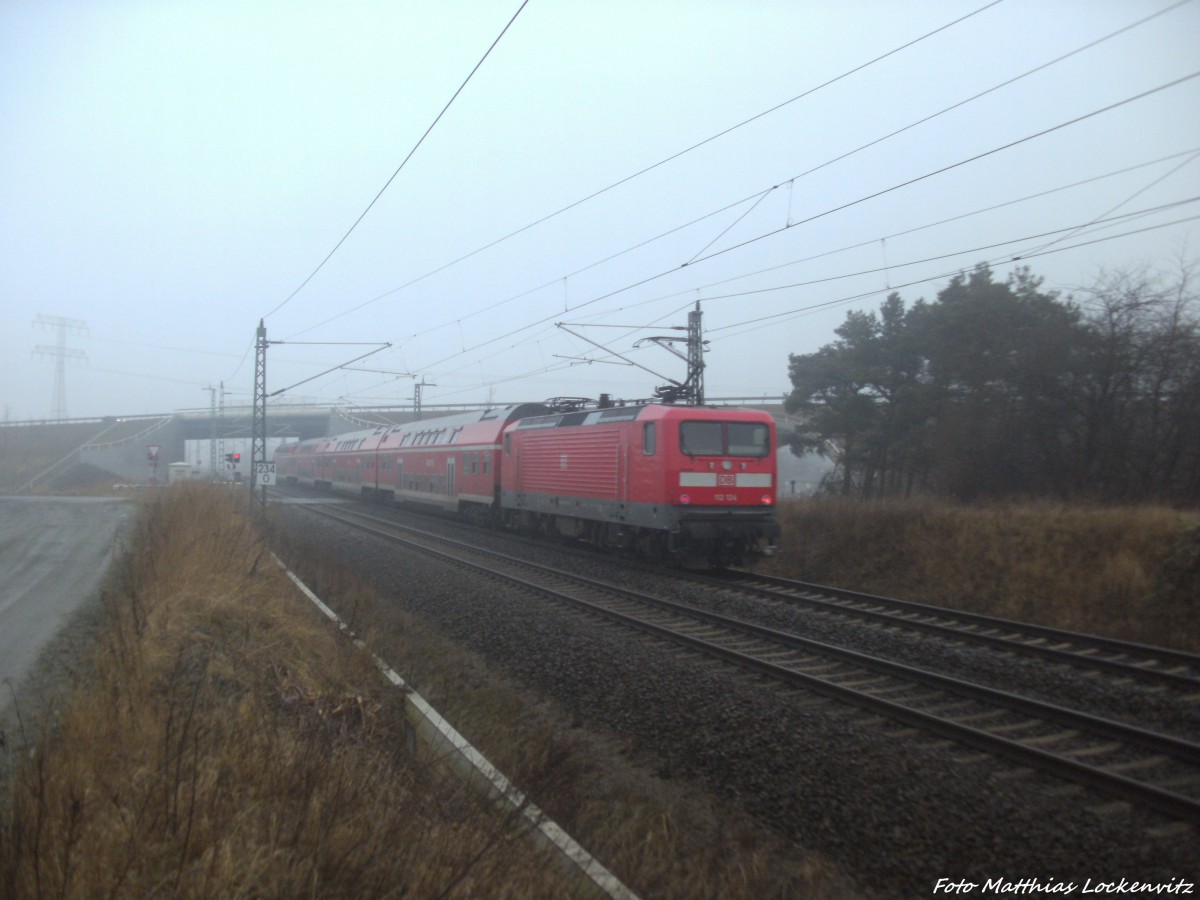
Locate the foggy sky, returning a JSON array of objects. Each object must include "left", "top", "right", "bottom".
[{"left": 2, "top": 0, "right": 1198, "bottom": 421}]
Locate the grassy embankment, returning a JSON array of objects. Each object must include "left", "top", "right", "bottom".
[
  {"left": 767, "top": 498, "right": 1200, "bottom": 653},
  {"left": 5, "top": 482, "right": 1194, "bottom": 897},
  {"left": 0, "top": 485, "right": 844, "bottom": 899}
]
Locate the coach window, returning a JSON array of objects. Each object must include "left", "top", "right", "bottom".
[{"left": 642, "top": 422, "right": 656, "bottom": 455}]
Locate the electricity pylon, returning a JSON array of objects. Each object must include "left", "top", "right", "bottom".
[{"left": 32, "top": 314, "right": 88, "bottom": 421}]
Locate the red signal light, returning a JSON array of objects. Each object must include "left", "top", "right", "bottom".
[{"left": 232, "top": 453, "right": 241, "bottom": 462}]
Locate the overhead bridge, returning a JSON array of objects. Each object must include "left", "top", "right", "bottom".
[{"left": 2, "top": 398, "right": 796, "bottom": 490}]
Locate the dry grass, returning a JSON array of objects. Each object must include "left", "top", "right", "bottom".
[
  {"left": 0, "top": 485, "right": 589, "bottom": 898},
  {"left": 1, "top": 484, "right": 859, "bottom": 899},
  {"left": 767, "top": 497, "right": 1200, "bottom": 652}
]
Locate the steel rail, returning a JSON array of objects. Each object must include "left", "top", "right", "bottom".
[
  {"left": 694, "top": 570, "right": 1200, "bottom": 691},
  {"left": 276, "top": 484, "right": 1200, "bottom": 691},
  {"left": 293, "top": 500, "right": 1200, "bottom": 824}
]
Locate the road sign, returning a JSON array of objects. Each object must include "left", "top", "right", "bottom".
[{"left": 256, "top": 462, "right": 276, "bottom": 486}]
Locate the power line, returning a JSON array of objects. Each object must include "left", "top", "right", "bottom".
[
  {"left": 708, "top": 211, "right": 1200, "bottom": 339},
  {"left": 283, "top": 0, "right": 1008, "bottom": 337},
  {"left": 292, "top": 192, "right": 1198, "bottom": 403},
  {"left": 509, "top": 206, "right": 1200, "bottom": 385},
  {"left": 421, "top": 209, "right": 1200, "bottom": 399},
  {"left": 373, "top": 110, "right": 1199, "bottom": 403},
  {"left": 696, "top": 198, "right": 1198, "bottom": 306},
  {"left": 1015, "top": 148, "right": 1200, "bottom": 258},
  {"left": 261, "top": 203, "right": 1200, "bottom": 408},
  {"left": 385, "top": 143, "right": 1200, "bottom": 362},
  {"left": 293, "top": 1, "right": 1195, "bottom": 348},
  {"left": 564, "top": 146, "right": 1200, "bottom": 322},
  {"left": 679, "top": 71, "right": 1200, "bottom": 273},
  {"left": 706, "top": 147, "right": 1200, "bottom": 293},
  {"left": 408, "top": 198, "right": 1200, "bottom": 398},
  {"left": 776, "top": 0, "right": 1195, "bottom": 190},
  {"left": 263, "top": 0, "right": 530, "bottom": 321},
  {"left": 263, "top": 8, "right": 1198, "bottom": 406}
]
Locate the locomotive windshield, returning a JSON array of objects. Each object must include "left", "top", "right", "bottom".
[
  {"left": 680, "top": 421, "right": 770, "bottom": 458},
  {"left": 728, "top": 422, "right": 770, "bottom": 456}
]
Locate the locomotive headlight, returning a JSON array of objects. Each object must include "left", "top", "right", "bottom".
[{"left": 680, "top": 493, "right": 691, "bottom": 505}]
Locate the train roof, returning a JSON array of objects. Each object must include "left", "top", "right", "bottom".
[
  {"left": 290, "top": 402, "right": 772, "bottom": 451},
  {"left": 511, "top": 402, "right": 773, "bottom": 431},
  {"left": 313, "top": 403, "right": 553, "bottom": 451}
]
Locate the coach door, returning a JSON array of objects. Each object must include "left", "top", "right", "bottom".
[{"left": 446, "top": 458, "right": 456, "bottom": 497}]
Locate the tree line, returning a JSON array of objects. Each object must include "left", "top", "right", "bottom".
[{"left": 784, "top": 260, "right": 1200, "bottom": 504}]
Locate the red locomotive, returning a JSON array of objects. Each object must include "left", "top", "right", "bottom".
[{"left": 275, "top": 401, "right": 780, "bottom": 566}]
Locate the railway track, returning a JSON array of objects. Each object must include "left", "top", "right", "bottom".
[
  {"left": 277, "top": 484, "right": 1200, "bottom": 695},
  {"left": 290, "top": 497, "right": 1200, "bottom": 825},
  {"left": 693, "top": 570, "right": 1200, "bottom": 694}
]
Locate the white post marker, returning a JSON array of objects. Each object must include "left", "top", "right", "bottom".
[
  {"left": 256, "top": 462, "right": 276, "bottom": 486},
  {"left": 272, "top": 554, "right": 640, "bottom": 900}
]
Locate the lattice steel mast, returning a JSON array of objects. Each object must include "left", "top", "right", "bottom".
[
  {"left": 686, "top": 300, "right": 705, "bottom": 406},
  {"left": 642, "top": 300, "right": 706, "bottom": 405},
  {"left": 250, "top": 320, "right": 268, "bottom": 511}
]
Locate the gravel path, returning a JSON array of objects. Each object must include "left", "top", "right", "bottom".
[{"left": 280, "top": 502, "right": 1199, "bottom": 897}]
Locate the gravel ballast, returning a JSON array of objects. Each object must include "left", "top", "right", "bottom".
[{"left": 279, "top": 502, "right": 1200, "bottom": 897}]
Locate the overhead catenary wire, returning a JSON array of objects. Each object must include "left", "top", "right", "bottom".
[
  {"left": 290, "top": 138, "right": 1200, "bottom": 406},
  {"left": 248, "top": 3, "right": 1195, "bottom": 410},
  {"left": 358, "top": 144, "right": 1200, "bottom": 365},
  {"left": 430, "top": 207, "right": 1200, "bottom": 400},
  {"left": 282, "top": 0, "right": 1009, "bottom": 339},
  {"left": 1012, "top": 148, "right": 1200, "bottom": 258},
  {"left": 773, "top": 0, "right": 1195, "bottom": 190},
  {"left": 679, "top": 71, "right": 1200, "bottom": 273},
  {"left": 697, "top": 198, "right": 1200, "bottom": 307},
  {"left": 291, "top": 0, "right": 1196, "bottom": 351},
  {"left": 708, "top": 211, "right": 1200, "bottom": 340},
  {"left": 411, "top": 198, "right": 1200, "bottom": 399},
  {"left": 314, "top": 200, "right": 1197, "bottom": 405},
  {"left": 684, "top": 147, "right": 1200, "bottom": 299},
  {"left": 553, "top": 207, "right": 1200, "bottom": 376},
  {"left": 390, "top": 210, "right": 1200, "bottom": 402},
  {"left": 262, "top": 0, "right": 530, "bottom": 321},
  {"left": 403, "top": 72, "right": 1200, "bottom": 381}
]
